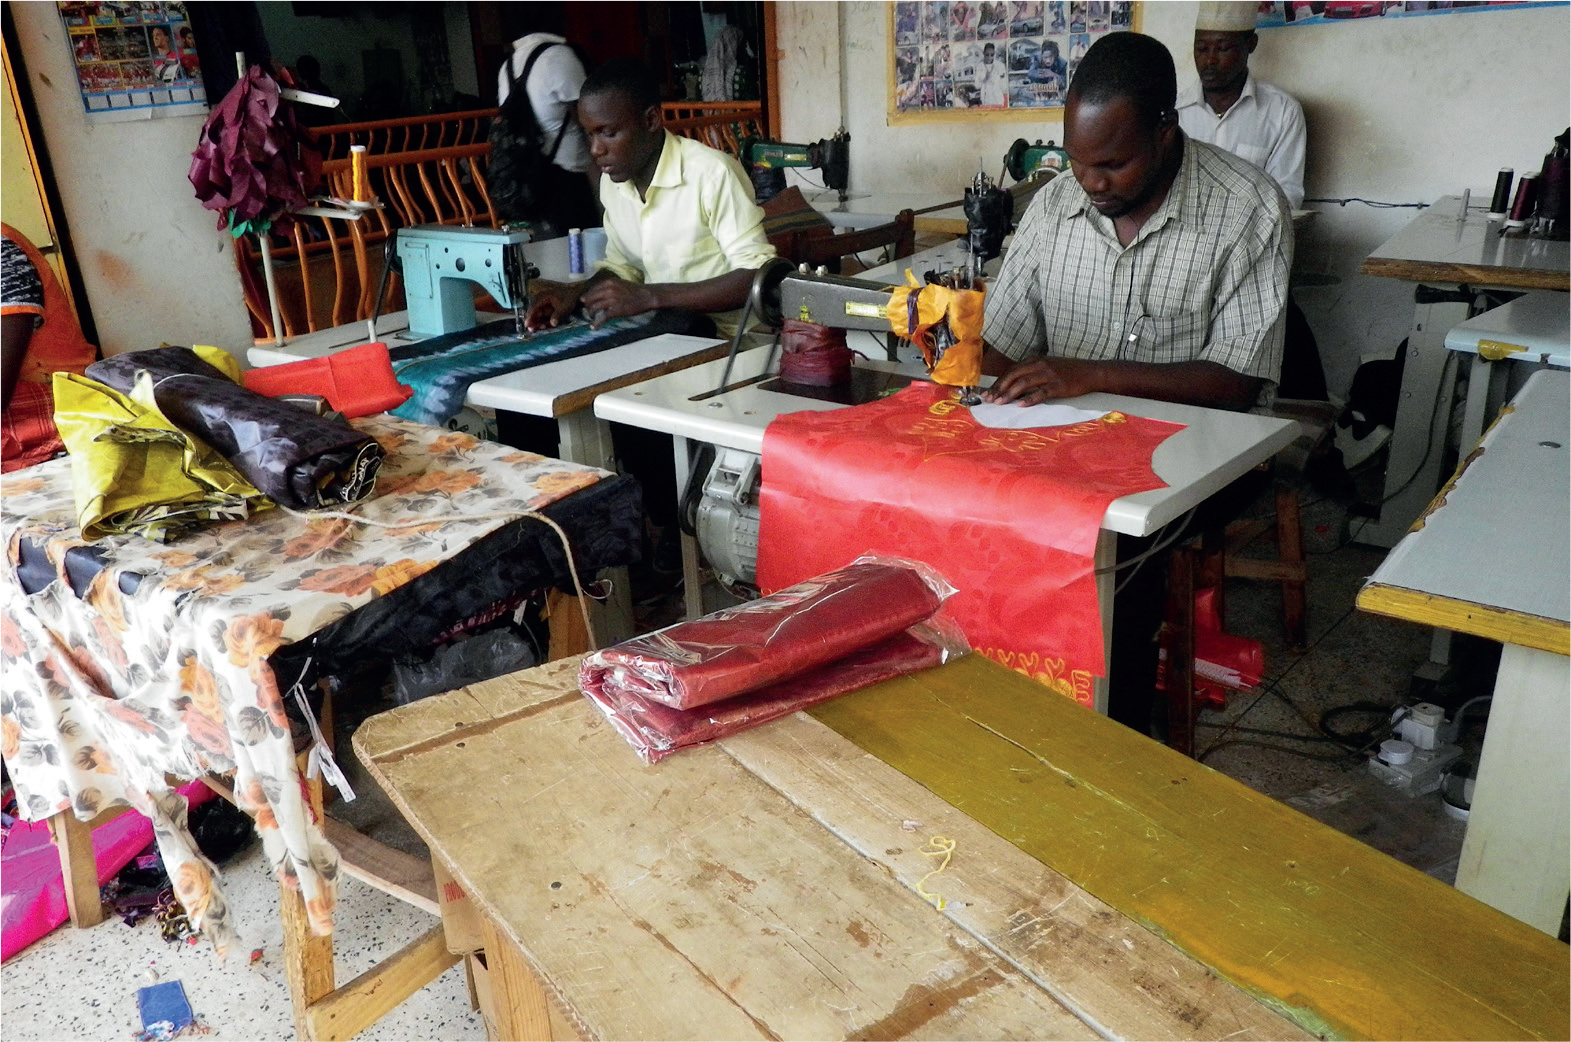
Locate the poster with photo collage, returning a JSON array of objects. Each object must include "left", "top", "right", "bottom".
[
  {"left": 891, "top": 0, "right": 1134, "bottom": 120},
  {"left": 57, "top": 1, "right": 206, "bottom": 123}
]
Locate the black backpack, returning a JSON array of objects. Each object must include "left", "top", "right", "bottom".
[{"left": 487, "top": 43, "right": 580, "bottom": 227}]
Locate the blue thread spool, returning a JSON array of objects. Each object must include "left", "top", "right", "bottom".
[{"left": 568, "top": 228, "right": 584, "bottom": 275}]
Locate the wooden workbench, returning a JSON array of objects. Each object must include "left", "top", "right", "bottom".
[{"left": 354, "top": 655, "right": 1568, "bottom": 1041}]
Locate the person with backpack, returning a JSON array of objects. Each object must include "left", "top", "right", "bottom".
[{"left": 490, "top": 32, "right": 600, "bottom": 238}]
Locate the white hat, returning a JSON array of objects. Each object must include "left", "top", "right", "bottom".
[{"left": 1195, "top": 1, "right": 1259, "bottom": 32}]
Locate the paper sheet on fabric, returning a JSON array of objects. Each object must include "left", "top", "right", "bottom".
[
  {"left": 968, "top": 400, "right": 1108, "bottom": 429},
  {"left": 758, "top": 382, "right": 1184, "bottom": 704}
]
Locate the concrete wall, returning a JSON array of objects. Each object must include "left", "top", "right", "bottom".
[
  {"left": 776, "top": 1, "right": 1571, "bottom": 399},
  {"left": 10, "top": 1, "right": 254, "bottom": 358}
]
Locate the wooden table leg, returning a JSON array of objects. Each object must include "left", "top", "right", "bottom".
[
  {"left": 479, "top": 919, "right": 554, "bottom": 1041},
  {"left": 1165, "top": 545, "right": 1198, "bottom": 757},
  {"left": 281, "top": 882, "right": 336, "bottom": 1040},
  {"left": 47, "top": 810, "right": 107, "bottom": 928}
]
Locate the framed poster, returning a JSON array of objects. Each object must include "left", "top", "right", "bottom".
[
  {"left": 1259, "top": 1, "right": 1566, "bottom": 28},
  {"left": 57, "top": 1, "right": 206, "bottom": 123},
  {"left": 890, "top": 1, "right": 1139, "bottom": 124}
]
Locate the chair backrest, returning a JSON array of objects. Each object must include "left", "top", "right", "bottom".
[
  {"left": 661, "top": 101, "right": 763, "bottom": 159},
  {"left": 760, "top": 186, "right": 915, "bottom": 276},
  {"left": 237, "top": 122, "right": 499, "bottom": 341}
]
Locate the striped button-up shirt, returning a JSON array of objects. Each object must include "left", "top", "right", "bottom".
[{"left": 982, "top": 137, "right": 1292, "bottom": 400}]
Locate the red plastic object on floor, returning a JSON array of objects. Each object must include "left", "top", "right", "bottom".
[
  {"left": 1157, "top": 586, "right": 1265, "bottom": 708},
  {"left": 242, "top": 342, "right": 412, "bottom": 418}
]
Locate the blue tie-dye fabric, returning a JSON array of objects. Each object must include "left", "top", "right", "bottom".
[{"left": 388, "top": 312, "right": 704, "bottom": 426}]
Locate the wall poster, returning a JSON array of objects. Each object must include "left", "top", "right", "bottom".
[
  {"left": 889, "top": 1, "right": 1139, "bottom": 124},
  {"left": 57, "top": 1, "right": 206, "bottom": 123},
  {"left": 1258, "top": 1, "right": 1566, "bottom": 28}
]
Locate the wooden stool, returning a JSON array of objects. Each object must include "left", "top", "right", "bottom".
[{"left": 1165, "top": 480, "right": 1309, "bottom": 758}]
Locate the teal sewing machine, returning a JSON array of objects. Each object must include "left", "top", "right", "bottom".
[{"left": 396, "top": 225, "right": 538, "bottom": 338}]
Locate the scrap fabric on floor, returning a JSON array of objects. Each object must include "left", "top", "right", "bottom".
[{"left": 759, "top": 381, "right": 1182, "bottom": 705}]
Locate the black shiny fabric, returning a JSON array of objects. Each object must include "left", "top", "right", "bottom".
[
  {"left": 85, "top": 347, "right": 383, "bottom": 510},
  {"left": 269, "top": 473, "right": 644, "bottom": 706}
]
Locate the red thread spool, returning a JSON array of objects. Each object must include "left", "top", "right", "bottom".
[
  {"left": 1506, "top": 173, "right": 1539, "bottom": 229},
  {"left": 779, "top": 319, "right": 853, "bottom": 386}
]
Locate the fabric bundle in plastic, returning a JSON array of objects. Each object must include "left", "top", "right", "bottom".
[
  {"left": 579, "top": 556, "right": 968, "bottom": 763},
  {"left": 86, "top": 347, "right": 383, "bottom": 511},
  {"left": 777, "top": 319, "right": 853, "bottom": 387}
]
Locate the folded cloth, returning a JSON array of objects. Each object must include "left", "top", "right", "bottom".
[
  {"left": 242, "top": 343, "right": 413, "bottom": 418},
  {"left": 583, "top": 627, "right": 960, "bottom": 764},
  {"left": 86, "top": 346, "right": 383, "bottom": 510},
  {"left": 52, "top": 371, "right": 269, "bottom": 543},
  {"left": 579, "top": 557, "right": 955, "bottom": 711}
]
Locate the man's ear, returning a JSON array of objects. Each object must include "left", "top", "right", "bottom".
[
  {"left": 1245, "top": 31, "right": 1259, "bottom": 55},
  {"left": 642, "top": 103, "right": 664, "bottom": 133}
]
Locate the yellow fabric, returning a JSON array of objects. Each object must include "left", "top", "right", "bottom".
[
  {"left": 52, "top": 371, "right": 268, "bottom": 542},
  {"left": 886, "top": 277, "right": 986, "bottom": 388},
  {"left": 192, "top": 344, "right": 243, "bottom": 382}
]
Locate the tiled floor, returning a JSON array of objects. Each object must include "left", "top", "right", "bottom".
[{"left": 1, "top": 462, "right": 1508, "bottom": 1040}]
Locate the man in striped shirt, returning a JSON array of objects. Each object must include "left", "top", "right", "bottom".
[
  {"left": 980, "top": 32, "right": 1293, "bottom": 737},
  {"left": 981, "top": 31, "right": 1292, "bottom": 413}
]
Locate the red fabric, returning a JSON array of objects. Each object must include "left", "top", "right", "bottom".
[
  {"left": 242, "top": 342, "right": 413, "bottom": 418},
  {"left": 582, "top": 631, "right": 944, "bottom": 763},
  {"left": 579, "top": 561, "right": 943, "bottom": 710},
  {"left": 1, "top": 381, "right": 64, "bottom": 473},
  {"left": 758, "top": 381, "right": 1183, "bottom": 705}
]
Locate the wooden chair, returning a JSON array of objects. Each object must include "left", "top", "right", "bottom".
[
  {"left": 1165, "top": 404, "right": 1339, "bottom": 756},
  {"left": 238, "top": 128, "right": 498, "bottom": 342}
]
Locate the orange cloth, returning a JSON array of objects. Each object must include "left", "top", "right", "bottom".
[
  {"left": 2, "top": 223, "right": 98, "bottom": 472},
  {"left": 886, "top": 279, "right": 985, "bottom": 388}
]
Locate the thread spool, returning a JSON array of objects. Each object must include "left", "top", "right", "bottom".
[
  {"left": 1488, "top": 167, "right": 1514, "bottom": 219},
  {"left": 1505, "top": 172, "right": 1539, "bottom": 229},
  {"left": 349, "top": 145, "right": 371, "bottom": 204},
  {"left": 568, "top": 228, "right": 584, "bottom": 276},
  {"left": 778, "top": 319, "right": 853, "bottom": 387}
]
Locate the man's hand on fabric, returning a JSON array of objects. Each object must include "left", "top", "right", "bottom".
[
  {"left": 980, "top": 356, "right": 1100, "bottom": 406},
  {"left": 525, "top": 280, "right": 585, "bottom": 331},
  {"left": 579, "top": 277, "right": 659, "bottom": 328}
]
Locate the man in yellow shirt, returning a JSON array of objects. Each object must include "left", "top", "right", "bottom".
[{"left": 527, "top": 58, "right": 776, "bottom": 337}]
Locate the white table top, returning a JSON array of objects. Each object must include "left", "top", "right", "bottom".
[
  {"left": 1366, "top": 369, "right": 1570, "bottom": 630},
  {"left": 1363, "top": 196, "right": 1571, "bottom": 287},
  {"left": 249, "top": 310, "right": 724, "bottom": 420},
  {"left": 594, "top": 350, "right": 1298, "bottom": 538},
  {"left": 804, "top": 190, "right": 964, "bottom": 230},
  {"left": 1443, "top": 291, "right": 1571, "bottom": 365}
]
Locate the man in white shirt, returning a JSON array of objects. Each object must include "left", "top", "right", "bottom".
[
  {"left": 1175, "top": 1, "right": 1306, "bottom": 209},
  {"left": 976, "top": 42, "right": 1007, "bottom": 107},
  {"left": 1177, "top": 0, "right": 1326, "bottom": 402},
  {"left": 495, "top": 32, "right": 599, "bottom": 234}
]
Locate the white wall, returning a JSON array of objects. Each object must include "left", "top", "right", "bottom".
[
  {"left": 776, "top": 1, "right": 1571, "bottom": 399},
  {"left": 11, "top": 2, "right": 254, "bottom": 359}
]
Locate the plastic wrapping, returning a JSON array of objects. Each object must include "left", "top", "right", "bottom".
[
  {"left": 583, "top": 618, "right": 968, "bottom": 764},
  {"left": 579, "top": 556, "right": 958, "bottom": 712},
  {"left": 86, "top": 346, "right": 383, "bottom": 511}
]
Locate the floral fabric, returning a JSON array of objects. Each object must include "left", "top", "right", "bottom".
[{"left": 0, "top": 416, "right": 608, "bottom": 956}]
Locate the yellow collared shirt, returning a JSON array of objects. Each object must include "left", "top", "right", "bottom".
[{"left": 596, "top": 131, "right": 776, "bottom": 294}]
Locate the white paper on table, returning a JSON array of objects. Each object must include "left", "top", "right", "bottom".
[{"left": 968, "top": 401, "right": 1108, "bottom": 430}]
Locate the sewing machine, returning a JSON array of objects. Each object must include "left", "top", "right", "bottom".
[
  {"left": 1003, "top": 137, "right": 1070, "bottom": 183},
  {"left": 742, "top": 131, "right": 851, "bottom": 203},
  {"left": 396, "top": 225, "right": 538, "bottom": 338}
]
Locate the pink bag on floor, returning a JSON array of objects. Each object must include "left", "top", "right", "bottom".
[{"left": 2, "top": 781, "right": 215, "bottom": 962}]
